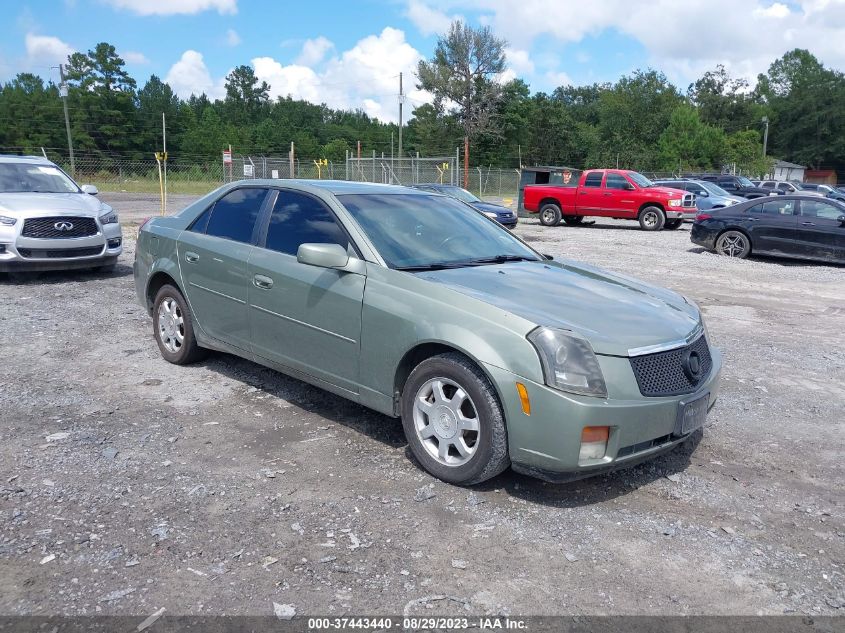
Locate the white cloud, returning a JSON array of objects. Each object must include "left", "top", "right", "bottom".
[
  {"left": 122, "top": 50, "right": 149, "bottom": 64},
  {"left": 164, "top": 50, "right": 225, "bottom": 99},
  {"left": 545, "top": 70, "right": 574, "bottom": 88},
  {"left": 505, "top": 47, "right": 534, "bottom": 75},
  {"left": 24, "top": 33, "right": 74, "bottom": 68},
  {"left": 295, "top": 36, "right": 333, "bottom": 66},
  {"left": 225, "top": 28, "right": 241, "bottom": 46},
  {"left": 754, "top": 2, "right": 791, "bottom": 18},
  {"left": 253, "top": 27, "right": 430, "bottom": 122},
  {"left": 103, "top": 0, "right": 236, "bottom": 16},
  {"left": 405, "top": 0, "right": 455, "bottom": 36}
]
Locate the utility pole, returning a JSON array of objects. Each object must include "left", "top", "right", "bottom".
[
  {"left": 398, "top": 72, "right": 404, "bottom": 161},
  {"left": 162, "top": 112, "right": 167, "bottom": 213},
  {"left": 463, "top": 137, "right": 469, "bottom": 189},
  {"left": 58, "top": 64, "right": 75, "bottom": 176},
  {"left": 762, "top": 116, "right": 769, "bottom": 158}
]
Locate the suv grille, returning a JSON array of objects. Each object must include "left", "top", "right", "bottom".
[
  {"left": 682, "top": 193, "right": 696, "bottom": 208},
  {"left": 629, "top": 335, "right": 712, "bottom": 397},
  {"left": 22, "top": 216, "right": 98, "bottom": 238},
  {"left": 17, "top": 246, "right": 103, "bottom": 259}
]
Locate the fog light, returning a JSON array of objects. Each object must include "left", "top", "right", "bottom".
[
  {"left": 579, "top": 426, "right": 609, "bottom": 463},
  {"left": 515, "top": 382, "right": 530, "bottom": 416},
  {"left": 108, "top": 238, "right": 122, "bottom": 249}
]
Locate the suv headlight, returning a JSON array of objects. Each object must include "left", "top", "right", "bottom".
[
  {"left": 99, "top": 210, "right": 118, "bottom": 225},
  {"left": 528, "top": 327, "right": 607, "bottom": 398},
  {"left": 0, "top": 215, "right": 17, "bottom": 226},
  {"left": 668, "top": 199, "right": 682, "bottom": 207}
]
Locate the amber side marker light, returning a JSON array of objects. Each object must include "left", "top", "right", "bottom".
[
  {"left": 515, "top": 382, "right": 531, "bottom": 415},
  {"left": 579, "top": 426, "right": 610, "bottom": 463}
]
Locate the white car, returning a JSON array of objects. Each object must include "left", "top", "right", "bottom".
[
  {"left": 759, "top": 180, "right": 824, "bottom": 197},
  {"left": 0, "top": 155, "right": 122, "bottom": 273}
]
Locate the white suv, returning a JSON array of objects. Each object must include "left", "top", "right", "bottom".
[
  {"left": 760, "top": 180, "right": 824, "bottom": 197},
  {"left": 0, "top": 155, "right": 123, "bottom": 273}
]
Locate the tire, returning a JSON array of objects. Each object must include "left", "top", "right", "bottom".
[
  {"left": 664, "top": 219, "right": 683, "bottom": 230},
  {"left": 638, "top": 206, "right": 666, "bottom": 231},
  {"left": 401, "top": 352, "right": 509, "bottom": 486},
  {"left": 562, "top": 215, "right": 584, "bottom": 226},
  {"left": 152, "top": 284, "right": 208, "bottom": 365},
  {"left": 539, "top": 203, "right": 562, "bottom": 227},
  {"left": 715, "top": 230, "right": 751, "bottom": 259}
]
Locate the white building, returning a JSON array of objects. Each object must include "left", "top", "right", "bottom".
[{"left": 769, "top": 160, "right": 806, "bottom": 182}]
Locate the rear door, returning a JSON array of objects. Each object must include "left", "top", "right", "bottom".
[
  {"left": 248, "top": 189, "right": 365, "bottom": 392},
  {"left": 794, "top": 199, "right": 845, "bottom": 262},
  {"left": 744, "top": 198, "right": 798, "bottom": 255},
  {"left": 602, "top": 172, "right": 637, "bottom": 216},
  {"left": 576, "top": 171, "right": 605, "bottom": 213},
  {"left": 178, "top": 187, "right": 269, "bottom": 350}
]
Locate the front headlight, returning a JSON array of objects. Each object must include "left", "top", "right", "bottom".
[
  {"left": 528, "top": 327, "right": 607, "bottom": 398},
  {"left": 483, "top": 212, "right": 497, "bottom": 218},
  {"left": 0, "top": 215, "right": 17, "bottom": 226},
  {"left": 99, "top": 210, "right": 118, "bottom": 225},
  {"left": 668, "top": 199, "right": 682, "bottom": 207}
]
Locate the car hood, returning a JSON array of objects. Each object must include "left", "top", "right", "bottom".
[
  {"left": 0, "top": 192, "right": 109, "bottom": 217},
  {"left": 418, "top": 260, "right": 700, "bottom": 356},
  {"left": 472, "top": 201, "right": 513, "bottom": 215},
  {"left": 647, "top": 186, "right": 686, "bottom": 198}
]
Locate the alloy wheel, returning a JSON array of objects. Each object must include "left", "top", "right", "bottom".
[
  {"left": 412, "top": 377, "right": 480, "bottom": 467},
  {"left": 157, "top": 297, "right": 184, "bottom": 353},
  {"left": 717, "top": 233, "right": 748, "bottom": 257}
]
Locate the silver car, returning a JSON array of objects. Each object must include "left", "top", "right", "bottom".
[{"left": 0, "top": 155, "right": 123, "bottom": 273}]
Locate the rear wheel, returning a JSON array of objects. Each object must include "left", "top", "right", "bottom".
[
  {"left": 664, "top": 219, "right": 683, "bottom": 230},
  {"left": 539, "top": 203, "right": 562, "bottom": 227},
  {"left": 638, "top": 206, "right": 666, "bottom": 231},
  {"left": 715, "top": 230, "right": 751, "bottom": 259},
  {"left": 152, "top": 284, "right": 208, "bottom": 365},
  {"left": 562, "top": 215, "right": 584, "bottom": 226},
  {"left": 401, "top": 352, "right": 509, "bottom": 485}
]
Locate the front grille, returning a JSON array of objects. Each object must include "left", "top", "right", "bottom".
[
  {"left": 682, "top": 193, "right": 696, "bottom": 208},
  {"left": 17, "top": 246, "right": 103, "bottom": 259},
  {"left": 21, "top": 216, "right": 98, "bottom": 238},
  {"left": 629, "top": 334, "right": 712, "bottom": 397}
]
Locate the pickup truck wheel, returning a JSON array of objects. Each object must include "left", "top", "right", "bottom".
[
  {"left": 638, "top": 207, "right": 665, "bottom": 231},
  {"left": 562, "top": 215, "right": 584, "bottom": 226},
  {"left": 401, "top": 352, "right": 509, "bottom": 486},
  {"left": 539, "top": 204, "right": 562, "bottom": 226},
  {"left": 664, "top": 219, "right": 683, "bottom": 230}
]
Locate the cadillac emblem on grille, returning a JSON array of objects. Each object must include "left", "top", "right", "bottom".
[{"left": 54, "top": 221, "right": 74, "bottom": 231}]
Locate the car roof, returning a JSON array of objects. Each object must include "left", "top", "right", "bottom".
[
  {"left": 0, "top": 154, "right": 56, "bottom": 165},
  {"left": 226, "top": 179, "right": 433, "bottom": 196}
]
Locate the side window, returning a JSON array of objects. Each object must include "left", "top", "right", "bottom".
[
  {"left": 777, "top": 183, "right": 791, "bottom": 191},
  {"left": 689, "top": 185, "right": 707, "bottom": 196},
  {"left": 750, "top": 200, "right": 796, "bottom": 216},
  {"left": 584, "top": 172, "right": 603, "bottom": 188},
  {"left": 718, "top": 178, "right": 736, "bottom": 189},
  {"left": 205, "top": 188, "right": 267, "bottom": 243},
  {"left": 761, "top": 182, "right": 775, "bottom": 189},
  {"left": 265, "top": 191, "right": 349, "bottom": 256},
  {"left": 801, "top": 200, "right": 843, "bottom": 220},
  {"left": 189, "top": 206, "right": 212, "bottom": 233},
  {"left": 605, "top": 173, "right": 629, "bottom": 190}
]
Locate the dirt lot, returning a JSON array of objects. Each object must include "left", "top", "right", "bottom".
[{"left": 1, "top": 192, "right": 843, "bottom": 618}]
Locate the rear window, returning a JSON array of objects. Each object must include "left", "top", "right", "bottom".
[{"left": 750, "top": 200, "right": 796, "bottom": 216}]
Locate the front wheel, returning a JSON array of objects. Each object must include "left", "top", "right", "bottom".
[
  {"left": 715, "top": 230, "right": 751, "bottom": 259},
  {"left": 562, "top": 215, "right": 584, "bottom": 226},
  {"left": 539, "top": 203, "right": 562, "bottom": 227},
  {"left": 664, "top": 219, "right": 683, "bottom": 230},
  {"left": 638, "top": 206, "right": 666, "bottom": 231},
  {"left": 152, "top": 284, "right": 208, "bottom": 365},
  {"left": 401, "top": 353, "right": 509, "bottom": 485}
]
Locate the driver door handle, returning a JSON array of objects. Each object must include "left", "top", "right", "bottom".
[
  {"left": 253, "top": 274, "right": 274, "bottom": 289},
  {"left": 185, "top": 251, "right": 199, "bottom": 263}
]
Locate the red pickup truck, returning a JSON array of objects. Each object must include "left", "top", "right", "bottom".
[{"left": 523, "top": 169, "right": 697, "bottom": 231}]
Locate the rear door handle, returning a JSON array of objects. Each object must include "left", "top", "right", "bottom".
[
  {"left": 185, "top": 251, "right": 199, "bottom": 263},
  {"left": 253, "top": 274, "right": 274, "bottom": 289}
]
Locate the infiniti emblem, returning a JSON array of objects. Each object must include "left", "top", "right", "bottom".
[
  {"left": 54, "top": 221, "right": 74, "bottom": 231},
  {"left": 682, "top": 350, "right": 703, "bottom": 383}
]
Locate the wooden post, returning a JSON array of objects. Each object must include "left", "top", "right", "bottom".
[{"left": 463, "top": 136, "right": 469, "bottom": 189}]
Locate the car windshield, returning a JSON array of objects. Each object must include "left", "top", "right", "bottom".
[
  {"left": 737, "top": 176, "right": 755, "bottom": 187},
  {"left": 627, "top": 172, "right": 654, "bottom": 188},
  {"left": 338, "top": 193, "right": 540, "bottom": 269},
  {"left": 789, "top": 182, "right": 808, "bottom": 190},
  {"left": 697, "top": 181, "right": 733, "bottom": 197},
  {"left": 0, "top": 163, "right": 80, "bottom": 193}
]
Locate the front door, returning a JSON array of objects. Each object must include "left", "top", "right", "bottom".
[
  {"left": 248, "top": 189, "right": 365, "bottom": 393},
  {"left": 744, "top": 198, "right": 797, "bottom": 255},
  {"left": 602, "top": 172, "right": 637, "bottom": 217},
  {"left": 794, "top": 199, "right": 845, "bottom": 262},
  {"left": 178, "top": 187, "right": 269, "bottom": 350}
]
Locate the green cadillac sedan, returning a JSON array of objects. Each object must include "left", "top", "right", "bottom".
[{"left": 134, "top": 180, "right": 721, "bottom": 485}]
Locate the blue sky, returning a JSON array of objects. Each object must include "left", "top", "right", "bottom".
[{"left": 3, "top": 0, "right": 844, "bottom": 122}]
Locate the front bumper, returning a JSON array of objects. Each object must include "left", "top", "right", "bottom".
[
  {"left": 668, "top": 208, "right": 698, "bottom": 221},
  {"left": 484, "top": 346, "right": 722, "bottom": 481},
  {"left": 0, "top": 221, "right": 123, "bottom": 272}
]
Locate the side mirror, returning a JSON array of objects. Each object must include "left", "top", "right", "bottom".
[
  {"left": 297, "top": 243, "right": 350, "bottom": 269},
  {"left": 697, "top": 191, "right": 709, "bottom": 198},
  {"left": 838, "top": 215, "right": 845, "bottom": 226},
  {"left": 81, "top": 184, "right": 99, "bottom": 195}
]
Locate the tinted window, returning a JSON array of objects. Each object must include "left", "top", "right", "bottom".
[
  {"left": 189, "top": 206, "right": 212, "bottom": 233},
  {"left": 777, "top": 183, "right": 791, "bottom": 191},
  {"left": 205, "top": 188, "right": 267, "bottom": 243},
  {"left": 761, "top": 182, "right": 775, "bottom": 189},
  {"left": 801, "top": 200, "right": 844, "bottom": 220},
  {"left": 584, "top": 172, "right": 603, "bottom": 187},
  {"left": 265, "top": 191, "right": 348, "bottom": 256},
  {"left": 605, "top": 173, "right": 629, "bottom": 190},
  {"left": 750, "top": 200, "right": 796, "bottom": 216}
]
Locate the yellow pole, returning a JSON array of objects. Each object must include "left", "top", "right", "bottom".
[{"left": 156, "top": 156, "right": 164, "bottom": 215}]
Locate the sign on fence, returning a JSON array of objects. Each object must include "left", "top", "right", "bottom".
[
  {"left": 222, "top": 150, "right": 232, "bottom": 165},
  {"left": 243, "top": 163, "right": 254, "bottom": 177}
]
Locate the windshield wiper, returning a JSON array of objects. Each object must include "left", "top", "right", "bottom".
[
  {"left": 394, "top": 262, "right": 469, "bottom": 272},
  {"left": 468, "top": 255, "right": 538, "bottom": 265}
]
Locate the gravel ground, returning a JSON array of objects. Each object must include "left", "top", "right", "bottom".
[{"left": 1, "top": 192, "right": 843, "bottom": 618}]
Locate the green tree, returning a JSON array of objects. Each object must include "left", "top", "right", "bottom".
[
  {"left": 688, "top": 65, "right": 762, "bottom": 131},
  {"left": 0, "top": 74, "right": 64, "bottom": 151},
  {"left": 136, "top": 75, "right": 181, "bottom": 154},
  {"left": 224, "top": 65, "right": 270, "bottom": 125},
  {"left": 658, "top": 105, "right": 726, "bottom": 171}
]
